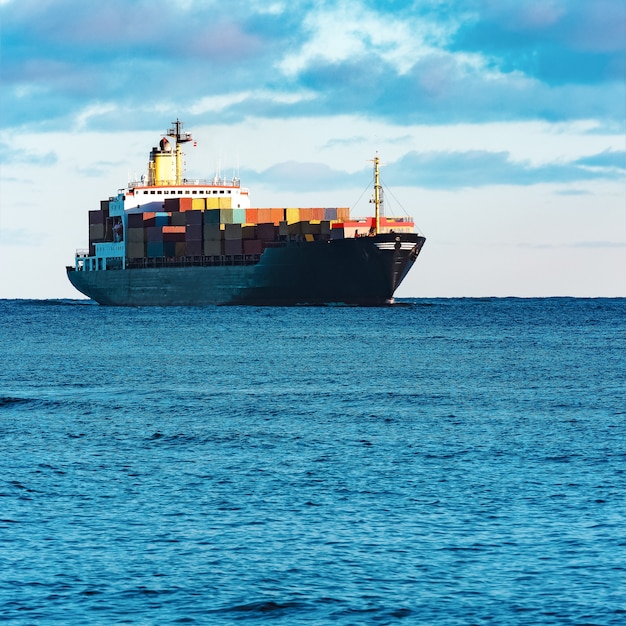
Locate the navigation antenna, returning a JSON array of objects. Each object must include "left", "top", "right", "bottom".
[{"left": 167, "top": 119, "right": 193, "bottom": 185}]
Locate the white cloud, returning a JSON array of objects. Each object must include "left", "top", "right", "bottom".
[
  {"left": 255, "top": 1, "right": 286, "bottom": 15},
  {"left": 278, "top": 0, "right": 453, "bottom": 76},
  {"left": 189, "top": 89, "right": 316, "bottom": 114},
  {"left": 73, "top": 103, "right": 119, "bottom": 130}
]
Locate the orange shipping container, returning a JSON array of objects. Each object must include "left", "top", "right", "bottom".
[
  {"left": 179, "top": 197, "right": 193, "bottom": 212},
  {"left": 270, "top": 208, "right": 285, "bottom": 224},
  {"left": 337, "top": 207, "right": 350, "bottom": 221},
  {"left": 255, "top": 208, "right": 271, "bottom": 223},
  {"left": 162, "top": 226, "right": 186, "bottom": 234},
  {"left": 246, "top": 209, "right": 258, "bottom": 224}
]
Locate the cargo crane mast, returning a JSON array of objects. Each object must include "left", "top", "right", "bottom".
[
  {"left": 370, "top": 153, "right": 383, "bottom": 235},
  {"left": 167, "top": 119, "right": 193, "bottom": 185}
]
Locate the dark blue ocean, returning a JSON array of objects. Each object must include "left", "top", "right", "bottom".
[{"left": 1, "top": 298, "right": 625, "bottom": 624}]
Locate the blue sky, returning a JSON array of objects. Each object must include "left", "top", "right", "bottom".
[{"left": 1, "top": 0, "right": 625, "bottom": 298}]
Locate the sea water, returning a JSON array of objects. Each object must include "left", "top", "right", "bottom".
[{"left": 1, "top": 298, "right": 625, "bottom": 624}]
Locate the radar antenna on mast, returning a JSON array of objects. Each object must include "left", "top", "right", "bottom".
[
  {"left": 167, "top": 119, "right": 193, "bottom": 144},
  {"left": 165, "top": 119, "right": 193, "bottom": 185}
]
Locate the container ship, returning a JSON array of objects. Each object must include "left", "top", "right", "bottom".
[{"left": 67, "top": 120, "right": 426, "bottom": 305}]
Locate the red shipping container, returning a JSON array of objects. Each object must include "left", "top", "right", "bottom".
[
  {"left": 256, "top": 223, "right": 276, "bottom": 241},
  {"left": 163, "top": 231, "right": 185, "bottom": 242},
  {"left": 243, "top": 239, "right": 263, "bottom": 255}
]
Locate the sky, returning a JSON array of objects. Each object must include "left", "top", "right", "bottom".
[{"left": 1, "top": 0, "right": 625, "bottom": 299}]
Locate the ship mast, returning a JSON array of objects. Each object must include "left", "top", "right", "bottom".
[
  {"left": 167, "top": 119, "right": 193, "bottom": 185},
  {"left": 372, "top": 153, "right": 382, "bottom": 235}
]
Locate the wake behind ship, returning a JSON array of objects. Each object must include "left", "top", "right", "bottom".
[{"left": 67, "top": 120, "right": 426, "bottom": 306}]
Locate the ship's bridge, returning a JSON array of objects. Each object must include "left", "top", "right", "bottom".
[{"left": 125, "top": 179, "right": 251, "bottom": 212}]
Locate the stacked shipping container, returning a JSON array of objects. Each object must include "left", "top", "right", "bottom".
[
  {"left": 90, "top": 198, "right": 411, "bottom": 260},
  {"left": 88, "top": 201, "right": 117, "bottom": 256},
  {"left": 116, "top": 205, "right": 349, "bottom": 259}
]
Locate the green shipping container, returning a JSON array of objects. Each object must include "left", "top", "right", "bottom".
[
  {"left": 170, "top": 212, "right": 186, "bottom": 226},
  {"left": 224, "top": 223, "right": 242, "bottom": 240},
  {"left": 89, "top": 224, "right": 105, "bottom": 240},
  {"left": 127, "top": 242, "right": 145, "bottom": 258},
  {"left": 203, "top": 239, "right": 222, "bottom": 256},
  {"left": 205, "top": 209, "right": 220, "bottom": 224},
  {"left": 204, "top": 223, "right": 221, "bottom": 241},
  {"left": 220, "top": 209, "right": 233, "bottom": 224},
  {"left": 232, "top": 208, "right": 246, "bottom": 224},
  {"left": 126, "top": 227, "right": 145, "bottom": 243}
]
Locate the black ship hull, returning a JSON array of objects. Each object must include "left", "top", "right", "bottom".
[{"left": 67, "top": 233, "right": 425, "bottom": 306}]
